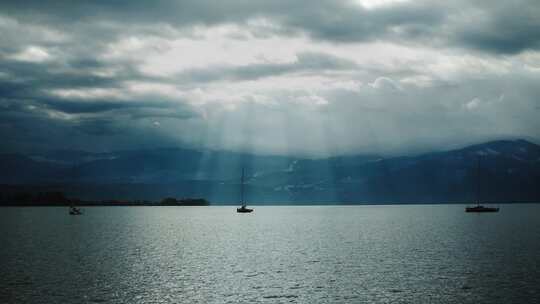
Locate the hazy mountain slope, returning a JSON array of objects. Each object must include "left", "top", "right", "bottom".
[{"left": 1, "top": 139, "right": 539, "bottom": 203}]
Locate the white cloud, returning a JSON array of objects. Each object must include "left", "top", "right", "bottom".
[
  {"left": 369, "top": 77, "right": 401, "bottom": 90},
  {"left": 327, "top": 80, "right": 363, "bottom": 92},
  {"left": 356, "top": 0, "right": 411, "bottom": 9},
  {"left": 48, "top": 88, "right": 124, "bottom": 100},
  {"left": 295, "top": 94, "right": 329, "bottom": 106},
  {"left": 464, "top": 97, "right": 482, "bottom": 110},
  {"left": 400, "top": 75, "right": 435, "bottom": 88},
  {"left": 9, "top": 46, "right": 52, "bottom": 63},
  {"left": 106, "top": 24, "right": 302, "bottom": 77}
]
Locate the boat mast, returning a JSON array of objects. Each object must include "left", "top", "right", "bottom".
[
  {"left": 476, "top": 155, "right": 480, "bottom": 207},
  {"left": 241, "top": 168, "right": 245, "bottom": 207}
]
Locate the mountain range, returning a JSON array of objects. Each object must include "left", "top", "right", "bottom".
[{"left": 1, "top": 139, "right": 539, "bottom": 204}]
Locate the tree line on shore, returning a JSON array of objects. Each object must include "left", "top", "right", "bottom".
[{"left": 0, "top": 191, "right": 209, "bottom": 206}]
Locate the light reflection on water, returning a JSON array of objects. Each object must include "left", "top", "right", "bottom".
[{"left": 1, "top": 205, "right": 540, "bottom": 303}]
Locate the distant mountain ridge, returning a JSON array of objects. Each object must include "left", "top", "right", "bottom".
[{"left": 1, "top": 139, "right": 539, "bottom": 204}]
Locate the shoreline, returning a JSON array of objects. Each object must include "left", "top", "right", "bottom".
[{"left": 1, "top": 201, "right": 538, "bottom": 207}]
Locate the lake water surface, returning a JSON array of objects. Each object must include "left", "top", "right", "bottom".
[{"left": 1, "top": 205, "right": 540, "bottom": 303}]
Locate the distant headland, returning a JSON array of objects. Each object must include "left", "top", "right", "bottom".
[{"left": 0, "top": 191, "right": 210, "bottom": 207}]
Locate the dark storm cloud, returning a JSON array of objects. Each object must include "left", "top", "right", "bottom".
[
  {"left": 278, "top": 1, "right": 445, "bottom": 43},
  {"left": 0, "top": 50, "right": 198, "bottom": 115},
  {"left": 0, "top": 105, "right": 179, "bottom": 152},
  {"left": 0, "top": 51, "right": 200, "bottom": 153},
  {"left": 2, "top": 1, "right": 539, "bottom": 54},
  {"left": 452, "top": 0, "right": 540, "bottom": 54},
  {"left": 0, "top": 92, "right": 200, "bottom": 153},
  {"left": 0, "top": 55, "right": 136, "bottom": 88},
  {"left": 1, "top": 82, "right": 199, "bottom": 119},
  {"left": 40, "top": 98, "right": 182, "bottom": 115}
]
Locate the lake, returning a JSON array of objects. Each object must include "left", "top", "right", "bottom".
[{"left": 1, "top": 205, "right": 540, "bottom": 303}]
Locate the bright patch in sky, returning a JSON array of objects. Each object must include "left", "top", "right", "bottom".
[
  {"left": 9, "top": 46, "right": 51, "bottom": 62},
  {"left": 356, "top": 0, "right": 410, "bottom": 9}
]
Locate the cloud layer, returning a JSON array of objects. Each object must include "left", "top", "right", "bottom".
[{"left": 1, "top": 0, "right": 540, "bottom": 156}]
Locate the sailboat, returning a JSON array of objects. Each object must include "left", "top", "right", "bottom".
[
  {"left": 465, "top": 156, "right": 499, "bottom": 213},
  {"left": 237, "top": 168, "right": 253, "bottom": 213},
  {"left": 69, "top": 204, "right": 83, "bottom": 215}
]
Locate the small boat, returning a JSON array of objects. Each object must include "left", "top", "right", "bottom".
[
  {"left": 465, "top": 205, "right": 499, "bottom": 212},
  {"left": 466, "top": 156, "right": 499, "bottom": 213},
  {"left": 237, "top": 206, "right": 253, "bottom": 213},
  {"left": 69, "top": 205, "right": 83, "bottom": 215},
  {"left": 236, "top": 168, "right": 253, "bottom": 213}
]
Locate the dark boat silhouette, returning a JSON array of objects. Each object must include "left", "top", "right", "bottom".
[
  {"left": 69, "top": 205, "right": 83, "bottom": 215},
  {"left": 466, "top": 156, "right": 499, "bottom": 213},
  {"left": 237, "top": 206, "right": 253, "bottom": 213},
  {"left": 237, "top": 169, "right": 253, "bottom": 213},
  {"left": 465, "top": 205, "right": 499, "bottom": 212}
]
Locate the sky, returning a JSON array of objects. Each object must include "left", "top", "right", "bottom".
[{"left": 1, "top": 0, "right": 540, "bottom": 157}]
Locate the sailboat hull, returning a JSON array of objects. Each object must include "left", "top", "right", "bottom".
[
  {"left": 465, "top": 206, "right": 499, "bottom": 212},
  {"left": 237, "top": 207, "right": 253, "bottom": 213}
]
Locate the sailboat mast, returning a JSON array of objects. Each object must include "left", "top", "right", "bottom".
[
  {"left": 476, "top": 156, "right": 480, "bottom": 207},
  {"left": 241, "top": 168, "right": 245, "bottom": 207}
]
